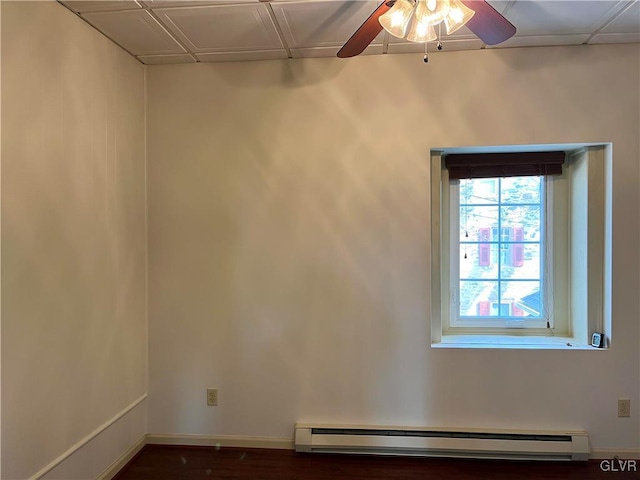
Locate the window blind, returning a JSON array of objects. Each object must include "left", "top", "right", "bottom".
[{"left": 444, "top": 151, "right": 565, "bottom": 180}]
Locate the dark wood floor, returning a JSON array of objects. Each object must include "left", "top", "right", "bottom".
[{"left": 113, "top": 445, "right": 639, "bottom": 480}]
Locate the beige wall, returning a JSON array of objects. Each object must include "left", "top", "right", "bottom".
[
  {"left": 146, "top": 44, "right": 640, "bottom": 453},
  {"left": 1, "top": 2, "right": 638, "bottom": 475},
  {"left": 1, "top": 2, "right": 147, "bottom": 478}
]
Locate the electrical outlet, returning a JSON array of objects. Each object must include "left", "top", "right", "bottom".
[
  {"left": 207, "top": 388, "right": 218, "bottom": 406},
  {"left": 618, "top": 398, "right": 630, "bottom": 417}
]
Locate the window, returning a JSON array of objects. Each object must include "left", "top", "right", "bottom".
[
  {"left": 430, "top": 145, "right": 611, "bottom": 349},
  {"left": 451, "top": 176, "right": 547, "bottom": 329}
]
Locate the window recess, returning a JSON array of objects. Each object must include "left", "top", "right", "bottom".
[{"left": 430, "top": 145, "right": 611, "bottom": 349}]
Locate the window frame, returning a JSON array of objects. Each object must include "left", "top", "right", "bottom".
[{"left": 447, "top": 175, "right": 550, "bottom": 331}]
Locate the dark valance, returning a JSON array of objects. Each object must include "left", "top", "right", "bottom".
[{"left": 444, "top": 151, "right": 566, "bottom": 180}]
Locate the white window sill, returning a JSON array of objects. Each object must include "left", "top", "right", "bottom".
[{"left": 432, "top": 335, "right": 607, "bottom": 350}]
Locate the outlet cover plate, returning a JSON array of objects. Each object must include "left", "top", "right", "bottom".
[
  {"left": 207, "top": 388, "right": 218, "bottom": 406},
  {"left": 618, "top": 398, "right": 630, "bottom": 417}
]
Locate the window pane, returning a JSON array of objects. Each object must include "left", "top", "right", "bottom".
[
  {"left": 459, "top": 244, "right": 499, "bottom": 280},
  {"left": 500, "top": 244, "right": 541, "bottom": 280},
  {"left": 459, "top": 280, "right": 498, "bottom": 317},
  {"left": 500, "top": 206, "right": 541, "bottom": 242},
  {"left": 500, "top": 176, "right": 542, "bottom": 204},
  {"left": 459, "top": 206, "right": 499, "bottom": 242},
  {"left": 500, "top": 281, "right": 541, "bottom": 318},
  {"left": 460, "top": 178, "right": 498, "bottom": 205}
]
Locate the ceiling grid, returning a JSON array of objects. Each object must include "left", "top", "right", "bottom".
[{"left": 57, "top": 0, "right": 640, "bottom": 64}]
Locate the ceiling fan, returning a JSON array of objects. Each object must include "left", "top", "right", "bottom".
[{"left": 337, "top": 0, "right": 516, "bottom": 58}]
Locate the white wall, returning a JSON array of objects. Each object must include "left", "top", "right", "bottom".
[
  {"left": 146, "top": 44, "right": 640, "bottom": 454},
  {"left": 1, "top": 2, "right": 147, "bottom": 478}
]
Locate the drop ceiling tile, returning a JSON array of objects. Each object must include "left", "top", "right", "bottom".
[
  {"left": 154, "top": 4, "right": 283, "bottom": 52},
  {"left": 292, "top": 44, "right": 383, "bottom": 58},
  {"left": 82, "top": 10, "right": 186, "bottom": 55},
  {"left": 387, "top": 38, "right": 483, "bottom": 54},
  {"left": 431, "top": 38, "right": 484, "bottom": 51},
  {"left": 60, "top": 0, "right": 141, "bottom": 13},
  {"left": 386, "top": 42, "right": 425, "bottom": 55},
  {"left": 599, "top": 1, "right": 640, "bottom": 34},
  {"left": 488, "top": 34, "right": 591, "bottom": 49},
  {"left": 484, "top": 1, "right": 512, "bottom": 15},
  {"left": 271, "top": 0, "right": 384, "bottom": 48},
  {"left": 589, "top": 32, "right": 640, "bottom": 44},
  {"left": 504, "top": 1, "right": 630, "bottom": 36},
  {"left": 137, "top": 54, "right": 197, "bottom": 64},
  {"left": 196, "top": 50, "right": 288, "bottom": 62}
]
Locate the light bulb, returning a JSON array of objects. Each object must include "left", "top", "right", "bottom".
[
  {"left": 407, "top": 17, "right": 437, "bottom": 43},
  {"left": 379, "top": 0, "right": 416, "bottom": 39},
  {"left": 444, "top": 0, "right": 475, "bottom": 35},
  {"left": 416, "top": 0, "right": 450, "bottom": 27}
]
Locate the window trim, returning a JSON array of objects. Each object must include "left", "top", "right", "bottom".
[{"left": 430, "top": 144, "right": 612, "bottom": 349}]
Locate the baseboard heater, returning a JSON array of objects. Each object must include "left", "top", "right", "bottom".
[{"left": 294, "top": 424, "right": 589, "bottom": 461}]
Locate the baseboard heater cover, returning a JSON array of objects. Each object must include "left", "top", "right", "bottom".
[{"left": 294, "top": 424, "right": 589, "bottom": 461}]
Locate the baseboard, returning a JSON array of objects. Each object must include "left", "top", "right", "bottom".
[
  {"left": 97, "top": 434, "right": 147, "bottom": 480},
  {"left": 32, "top": 394, "right": 148, "bottom": 480},
  {"left": 144, "top": 434, "right": 640, "bottom": 459},
  {"left": 146, "top": 433, "right": 294, "bottom": 450},
  {"left": 591, "top": 448, "right": 640, "bottom": 459}
]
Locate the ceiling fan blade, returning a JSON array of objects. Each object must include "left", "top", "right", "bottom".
[
  {"left": 337, "top": 1, "right": 395, "bottom": 58},
  {"left": 461, "top": 0, "right": 516, "bottom": 45}
]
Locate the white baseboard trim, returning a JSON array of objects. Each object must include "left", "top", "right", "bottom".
[
  {"left": 97, "top": 434, "right": 147, "bottom": 480},
  {"left": 146, "top": 433, "right": 294, "bottom": 450},
  {"left": 591, "top": 448, "right": 640, "bottom": 459},
  {"left": 31, "top": 394, "right": 148, "bottom": 480}
]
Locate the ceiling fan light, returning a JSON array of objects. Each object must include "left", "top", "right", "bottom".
[
  {"left": 379, "top": 0, "right": 416, "bottom": 39},
  {"left": 444, "top": 0, "right": 475, "bottom": 35},
  {"left": 407, "top": 19, "right": 437, "bottom": 43},
  {"left": 416, "top": 0, "right": 450, "bottom": 27}
]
